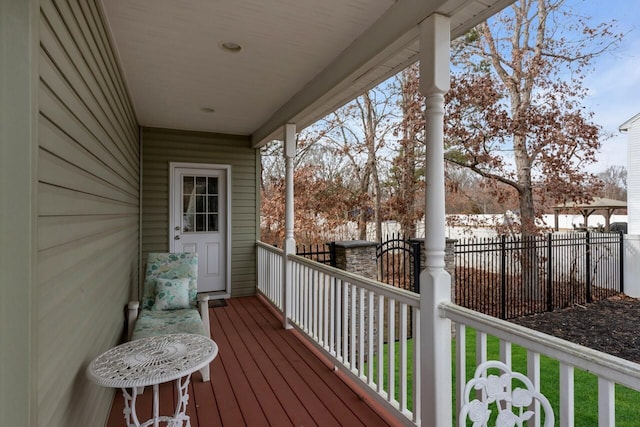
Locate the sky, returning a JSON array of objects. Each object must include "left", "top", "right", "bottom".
[{"left": 576, "top": 0, "right": 640, "bottom": 173}]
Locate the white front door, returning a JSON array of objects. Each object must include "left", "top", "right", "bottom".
[{"left": 169, "top": 163, "right": 230, "bottom": 294}]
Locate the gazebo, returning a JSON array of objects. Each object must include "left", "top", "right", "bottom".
[{"left": 552, "top": 197, "right": 627, "bottom": 231}]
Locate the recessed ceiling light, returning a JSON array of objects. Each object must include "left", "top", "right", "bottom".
[
  {"left": 219, "top": 41, "right": 242, "bottom": 53},
  {"left": 201, "top": 107, "right": 215, "bottom": 113}
]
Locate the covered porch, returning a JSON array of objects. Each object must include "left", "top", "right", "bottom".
[{"left": 4, "top": 0, "right": 640, "bottom": 426}]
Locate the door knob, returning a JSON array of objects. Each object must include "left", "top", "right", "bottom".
[{"left": 174, "top": 235, "right": 180, "bottom": 240}]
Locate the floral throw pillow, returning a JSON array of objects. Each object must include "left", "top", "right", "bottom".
[{"left": 152, "top": 277, "right": 190, "bottom": 311}]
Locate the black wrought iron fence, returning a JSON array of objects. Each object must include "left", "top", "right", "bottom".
[
  {"left": 375, "top": 234, "right": 421, "bottom": 339},
  {"left": 455, "top": 231, "right": 624, "bottom": 319},
  {"left": 376, "top": 233, "right": 421, "bottom": 293},
  {"left": 296, "top": 242, "right": 336, "bottom": 267}
]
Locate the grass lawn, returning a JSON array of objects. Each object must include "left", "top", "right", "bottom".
[{"left": 370, "top": 328, "right": 640, "bottom": 425}]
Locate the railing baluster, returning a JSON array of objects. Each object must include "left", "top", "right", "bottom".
[
  {"left": 499, "top": 340, "right": 512, "bottom": 368},
  {"left": 527, "top": 350, "right": 541, "bottom": 427},
  {"left": 455, "top": 323, "right": 466, "bottom": 421},
  {"left": 291, "top": 261, "right": 296, "bottom": 323},
  {"left": 367, "top": 290, "right": 374, "bottom": 385},
  {"left": 313, "top": 268, "right": 319, "bottom": 340},
  {"left": 342, "top": 281, "right": 349, "bottom": 365},
  {"left": 598, "top": 378, "right": 615, "bottom": 426},
  {"left": 358, "top": 287, "right": 365, "bottom": 376},
  {"left": 324, "top": 273, "right": 330, "bottom": 349},
  {"left": 329, "top": 276, "right": 335, "bottom": 356},
  {"left": 350, "top": 284, "right": 357, "bottom": 371},
  {"left": 476, "top": 331, "right": 487, "bottom": 366},
  {"left": 413, "top": 307, "right": 420, "bottom": 424},
  {"left": 399, "top": 302, "right": 408, "bottom": 412},
  {"left": 560, "top": 363, "right": 575, "bottom": 427},
  {"left": 388, "top": 298, "right": 395, "bottom": 403},
  {"left": 335, "top": 278, "right": 342, "bottom": 360},
  {"left": 377, "top": 294, "right": 384, "bottom": 392},
  {"left": 308, "top": 265, "right": 313, "bottom": 333}
]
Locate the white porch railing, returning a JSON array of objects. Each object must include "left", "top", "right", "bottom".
[
  {"left": 257, "top": 242, "right": 284, "bottom": 308},
  {"left": 442, "top": 302, "right": 640, "bottom": 427},
  {"left": 256, "top": 241, "right": 420, "bottom": 425},
  {"left": 257, "top": 241, "right": 640, "bottom": 426}
]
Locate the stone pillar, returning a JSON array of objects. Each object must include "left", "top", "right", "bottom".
[
  {"left": 333, "top": 240, "right": 378, "bottom": 364},
  {"left": 333, "top": 240, "right": 378, "bottom": 279}
]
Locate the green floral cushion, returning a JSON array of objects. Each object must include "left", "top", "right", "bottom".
[
  {"left": 141, "top": 252, "right": 198, "bottom": 310},
  {"left": 152, "top": 277, "right": 190, "bottom": 311},
  {"left": 131, "top": 309, "right": 206, "bottom": 341}
]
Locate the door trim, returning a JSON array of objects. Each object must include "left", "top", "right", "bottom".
[{"left": 169, "top": 162, "right": 232, "bottom": 298}]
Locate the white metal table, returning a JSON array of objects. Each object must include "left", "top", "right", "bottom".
[{"left": 87, "top": 333, "right": 218, "bottom": 427}]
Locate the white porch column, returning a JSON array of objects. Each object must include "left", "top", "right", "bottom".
[
  {"left": 282, "top": 123, "right": 296, "bottom": 329},
  {"left": 418, "top": 13, "right": 452, "bottom": 427}
]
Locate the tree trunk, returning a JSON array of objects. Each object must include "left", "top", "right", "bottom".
[
  {"left": 373, "top": 169, "right": 382, "bottom": 242},
  {"left": 397, "top": 68, "right": 419, "bottom": 238},
  {"left": 363, "top": 92, "right": 382, "bottom": 242},
  {"left": 358, "top": 211, "right": 367, "bottom": 240},
  {"left": 514, "top": 135, "right": 541, "bottom": 299}
]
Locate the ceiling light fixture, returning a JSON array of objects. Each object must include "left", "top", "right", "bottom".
[{"left": 219, "top": 41, "right": 242, "bottom": 53}]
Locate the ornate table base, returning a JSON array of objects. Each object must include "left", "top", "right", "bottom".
[{"left": 121, "top": 374, "right": 192, "bottom": 427}]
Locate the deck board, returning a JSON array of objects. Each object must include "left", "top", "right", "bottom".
[{"left": 106, "top": 296, "right": 392, "bottom": 426}]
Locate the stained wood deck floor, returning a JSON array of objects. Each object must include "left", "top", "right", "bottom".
[{"left": 106, "top": 296, "right": 392, "bottom": 427}]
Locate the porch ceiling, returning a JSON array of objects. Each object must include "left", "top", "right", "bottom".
[{"left": 100, "top": 0, "right": 514, "bottom": 147}]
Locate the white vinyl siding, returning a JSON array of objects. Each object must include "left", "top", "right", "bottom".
[
  {"left": 37, "top": 1, "right": 139, "bottom": 426},
  {"left": 141, "top": 127, "right": 258, "bottom": 297}
]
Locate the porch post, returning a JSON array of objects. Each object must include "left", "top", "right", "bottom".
[
  {"left": 282, "top": 123, "right": 296, "bottom": 329},
  {"left": 418, "top": 13, "right": 452, "bottom": 427}
]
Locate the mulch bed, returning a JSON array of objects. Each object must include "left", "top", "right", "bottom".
[{"left": 511, "top": 294, "right": 640, "bottom": 364}]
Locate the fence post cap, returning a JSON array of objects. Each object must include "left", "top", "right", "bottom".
[{"left": 333, "top": 240, "right": 378, "bottom": 248}]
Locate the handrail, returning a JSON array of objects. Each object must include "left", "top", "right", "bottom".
[
  {"left": 256, "top": 241, "right": 283, "bottom": 255},
  {"left": 440, "top": 301, "right": 640, "bottom": 391}
]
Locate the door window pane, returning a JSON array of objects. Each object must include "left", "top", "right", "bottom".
[
  {"left": 208, "top": 177, "right": 218, "bottom": 194},
  {"left": 183, "top": 214, "right": 194, "bottom": 232},
  {"left": 182, "top": 176, "right": 196, "bottom": 232},
  {"left": 196, "top": 214, "right": 206, "bottom": 231},
  {"left": 183, "top": 176, "right": 194, "bottom": 196},
  {"left": 181, "top": 174, "right": 220, "bottom": 233},
  {"left": 196, "top": 177, "right": 207, "bottom": 194},
  {"left": 208, "top": 196, "right": 218, "bottom": 213},
  {"left": 196, "top": 196, "right": 205, "bottom": 212}
]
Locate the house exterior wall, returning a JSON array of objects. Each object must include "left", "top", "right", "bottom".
[
  {"left": 36, "top": 1, "right": 140, "bottom": 426},
  {"left": 141, "top": 127, "right": 259, "bottom": 297},
  {"left": 627, "top": 117, "right": 640, "bottom": 234},
  {"left": 1, "top": 1, "right": 38, "bottom": 426}
]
